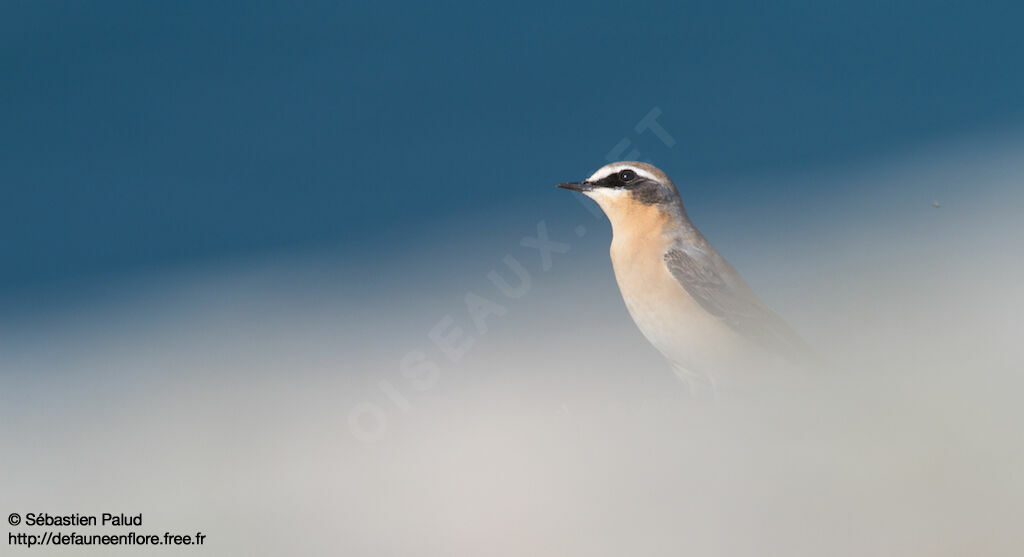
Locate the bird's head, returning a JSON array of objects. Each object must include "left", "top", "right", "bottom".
[{"left": 558, "top": 161, "right": 685, "bottom": 230}]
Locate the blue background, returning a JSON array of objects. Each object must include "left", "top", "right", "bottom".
[{"left": 3, "top": 0, "right": 1023, "bottom": 304}]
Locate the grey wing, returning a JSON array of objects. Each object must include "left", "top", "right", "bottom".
[{"left": 664, "top": 247, "right": 812, "bottom": 365}]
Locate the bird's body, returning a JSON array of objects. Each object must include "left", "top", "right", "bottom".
[{"left": 559, "top": 162, "right": 813, "bottom": 395}]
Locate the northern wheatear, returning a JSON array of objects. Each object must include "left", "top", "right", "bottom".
[{"left": 558, "top": 162, "right": 814, "bottom": 396}]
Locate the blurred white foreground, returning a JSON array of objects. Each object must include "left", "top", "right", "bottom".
[{"left": 2, "top": 134, "right": 1023, "bottom": 555}]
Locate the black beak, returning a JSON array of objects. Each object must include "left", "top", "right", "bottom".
[{"left": 556, "top": 181, "right": 593, "bottom": 193}]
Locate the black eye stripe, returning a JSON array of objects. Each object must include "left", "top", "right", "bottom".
[
  {"left": 592, "top": 168, "right": 645, "bottom": 188},
  {"left": 593, "top": 168, "right": 638, "bottom": 186}
]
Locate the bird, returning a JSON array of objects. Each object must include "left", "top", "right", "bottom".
[{"left": 558, "top": 161, "right": 815, "bottom": 397}]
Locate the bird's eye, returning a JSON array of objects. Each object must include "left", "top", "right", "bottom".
[{"left": 619, "top": 169, "right": 636, "bottom": 182}]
